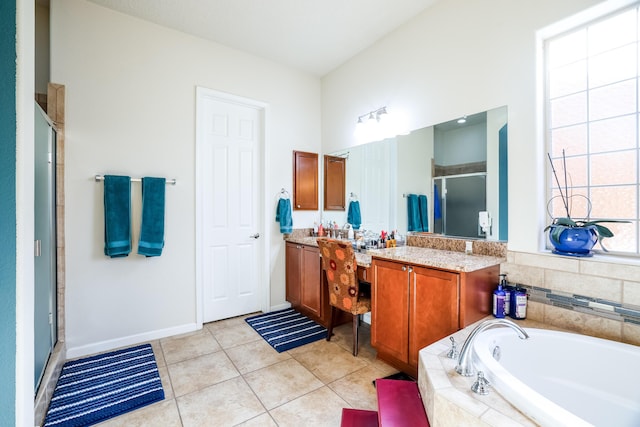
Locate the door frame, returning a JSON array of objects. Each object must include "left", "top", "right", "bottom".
[{"left": 195, "top": 87, "right": 269, "bottom": 327}]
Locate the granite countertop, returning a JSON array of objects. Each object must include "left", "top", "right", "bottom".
[
  {"left": 285, "top": 236, "right": 504, "bottom": 272},
  {"left": 285, "top": 236, "right": 373, "bottom": 267},
  {"left": 367, "top": 246, "right": 504, "bottom": 273}
]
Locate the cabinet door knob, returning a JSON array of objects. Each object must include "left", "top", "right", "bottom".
[
  {"left": 402, "top": 266, "right": 407, "bottom": 271},
  {"left": 409, "top": 267, "right": 413, "bottom": 273},
  {"left": 297, "top": 204, "right": 301, "bottom": 208}
]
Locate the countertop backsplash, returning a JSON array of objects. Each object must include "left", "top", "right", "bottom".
[{"left": 407, "top": 233, "right": 507, "bottom": 258}]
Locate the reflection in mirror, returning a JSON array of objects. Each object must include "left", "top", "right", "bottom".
[{"left": 323, "top": 106, "right": 508, "bottom": 241}]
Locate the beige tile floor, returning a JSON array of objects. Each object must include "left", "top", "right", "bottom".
[{"left": 96, "top": 314, "right": 400, "bottom": 427}]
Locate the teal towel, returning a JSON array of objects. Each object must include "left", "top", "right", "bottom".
[
  {"left": 407, "top": 194, "right": 421, "bottom": 232},
  {"left": 418, "top": 195, "right": 428, "bottom": 232},
  {"left": 138, "top": 177, "right": 166, "bottom": 257},
  {"left": 104, "top": 175, "right": 131, "bottom": 257},
  {"left": 347, "top": 200, "right": 361, "bottom": 230},
  {"left": 276, "top": 198, "right": 292, "bottom": 233}
]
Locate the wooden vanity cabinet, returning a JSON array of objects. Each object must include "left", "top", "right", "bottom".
[
  {"left": 371, "top": 260, "right": 410, "bottom": 363},
  {"left": 409, "top": 266, "right": 459, "bottom": 367},
  {"left": 371, "top": 258, "right": 497, "bottom": 376},
  {"left": 324, "top": 155, "right": 346, "bottom": 211},
  {"left": 293, "top": 151, "right": 318, "bottom": 210},
  {"left": 285, "top": 241, "right": 353, "bottom": 328},
  {"left": 286, "top": 242, "right": 323, "bottom": 321}
]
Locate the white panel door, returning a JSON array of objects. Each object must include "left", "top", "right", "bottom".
[{"left": 201, "top": 95, "right": 262, "bottom": 322}]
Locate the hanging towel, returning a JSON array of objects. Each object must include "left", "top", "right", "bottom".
[
  {"left": 138, "top": 177, "right": 166, "bottom": 257},
  {"left": 434, "top": 184, "right": 442, "bottom": 220},
  {"left": 104, "top": 175, "right": 131, "bottom": 258},
  {"left": 276, "top": 198, "right": 292, "bottom": 234},
  {"left": 347, "top": 200, "right": 362, "bottom": 230},
  {"left": 418, "top": 195, "right": 429, "bottom": 232},
  {"left": 407, "top": 194, "right": 421, "bottom": 232}
]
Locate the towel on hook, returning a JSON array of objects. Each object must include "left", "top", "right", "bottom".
[
  {"left": 104, "top": 175, "right": 131, "bottom": 257},
  {"left": 276, "top": 198, "right": 292, "bottom": 234},
  {"left": 418, "top": 195, "right": 428, "bottom": 232},
  {"left": 138, "top": 177, "right": 166, "bottom": 257},
  {"left": 407, "top": 194, "right": 421, "bottom": 232},
  {"left": 347, "top": 200, "right": 361, "bottom": 230},
  {"left": 434, "top": 184, "right": 442, "bottom": 220}
]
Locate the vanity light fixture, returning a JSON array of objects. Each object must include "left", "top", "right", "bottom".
[
  {"left": 356, "top": 106, "right": 388, "bottom": 125},
  {"left": 354, "top": 106, "right": 395, "bottom": 143}
]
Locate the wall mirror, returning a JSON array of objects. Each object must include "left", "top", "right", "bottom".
[{"left": 322, "top": 105, "right": 508, "bottom": 241}]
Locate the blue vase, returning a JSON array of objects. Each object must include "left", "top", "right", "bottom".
[{"left": 548, "top": 225, "right": 597, "bottom": 257}]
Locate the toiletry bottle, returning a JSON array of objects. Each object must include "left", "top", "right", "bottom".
[
  {"left": 492, "top": 280, "right": 506, "bottom": 318},
  {"left": 347, "top": 226, "right": 354, "bottom": 240},
  {"left": 509, "top": 286, "right": 527, "bottom": 320},
  {"left": 318, "top": 223, "right": 324, "bottom": 237},
  {"left": 499, "top": 274, "right": 510, "bottom": 316},
  {"left": 313, "top": 222, "right": 318, "bottom": 237}
]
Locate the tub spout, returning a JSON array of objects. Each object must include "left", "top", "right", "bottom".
[{"left": 455, "top": 318, "right": 530, "bottom": 377}]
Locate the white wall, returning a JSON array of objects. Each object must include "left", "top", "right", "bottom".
[
  {"left": 321, "top": 0, "right": 603, "bottom": 253},
  {"left": 51, "top": 0, "right": 321, "bottom": 355}
]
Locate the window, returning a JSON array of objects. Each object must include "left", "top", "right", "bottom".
[{"left": 545, "top": 3, "right": 640, "bottom": 256}]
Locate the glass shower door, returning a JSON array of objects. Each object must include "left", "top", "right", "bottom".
[
  {"left": 34, "top": 103, "right": 57, "bottom": 392},
  {"left": 433, "top": 174, "right": 486, "bottom": 238}
]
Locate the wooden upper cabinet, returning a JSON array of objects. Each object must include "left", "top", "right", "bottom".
[
  {"left": 324, "top": 155, "right": 346, "bottom": 211},
  {"left": 293, "top": 151, "right": 318, "bottom": 210}
]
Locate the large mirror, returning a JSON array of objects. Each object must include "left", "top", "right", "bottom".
[{"left": 322, "top": 106, "right": 508, "bottom": 241}]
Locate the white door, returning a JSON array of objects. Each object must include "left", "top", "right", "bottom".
[{"left": 198, "top": 90, "right": 263, "bottom": 322}]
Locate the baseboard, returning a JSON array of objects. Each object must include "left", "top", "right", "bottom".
[
  {"left": 65, "top": 322, "right": 199, "bottom": 359},
  {"left": 270, "top": 302, "right": 292, "bottom": 312}
]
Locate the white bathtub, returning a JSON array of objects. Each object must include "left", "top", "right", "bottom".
[{"left": 472, "top": 328, "right": 640, "bottom": 427}]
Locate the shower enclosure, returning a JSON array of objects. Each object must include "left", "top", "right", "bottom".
[{"left": 34, "top": 102, "right": 57, "bottom": 392}]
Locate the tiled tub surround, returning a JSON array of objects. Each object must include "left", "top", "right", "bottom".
[
  {"left": 502, "top": 251, "right": 640, "bottom": 347},
  {"left": 418, "top": 317, "right": 564, "bottom": 427}
]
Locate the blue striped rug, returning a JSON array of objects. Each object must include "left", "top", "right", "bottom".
[
  {"left": 44, "top": 344, "right": 164, "bottom": 427},
  {"left": 245, "top": 308, "right": 327, "bottom": 352}
]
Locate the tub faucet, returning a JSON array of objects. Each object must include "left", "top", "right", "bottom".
[{"left": 455, "top": 318, "right": 530, "bottom": 377}]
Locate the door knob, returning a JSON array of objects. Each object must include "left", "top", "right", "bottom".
[{"left": 249, "top": 233, "right": 260, "bottom": 239}]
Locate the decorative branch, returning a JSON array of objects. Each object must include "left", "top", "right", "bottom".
[{"left": 547, "top": 152, "right": 570, "bottom": 218}]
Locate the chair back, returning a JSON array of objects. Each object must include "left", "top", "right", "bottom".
[{"left": 317, "top": 238, "right": 360, "bottom": 314}]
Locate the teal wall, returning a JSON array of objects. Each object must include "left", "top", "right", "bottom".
[{"left": 0, "top": 1, "right": 17, "bottom": 425}]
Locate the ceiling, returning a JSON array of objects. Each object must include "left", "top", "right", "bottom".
[{"left": 86, "top": 0, "right": 440, "bottom": 76}]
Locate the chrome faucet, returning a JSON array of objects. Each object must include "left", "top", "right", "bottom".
[{"left": 455, "top": 318, "right": 530, "bottom": 377}]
